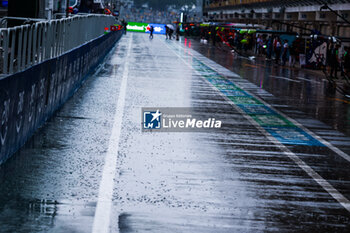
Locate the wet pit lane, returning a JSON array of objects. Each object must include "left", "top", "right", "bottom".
[
  {"left": 184, "top": 38, "right": 350, "bottom": 138},
  {"left": 0, "top": 33, "right": 350, "bottom": 232}
]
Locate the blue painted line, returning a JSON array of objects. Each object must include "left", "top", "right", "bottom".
[
  {"left": 202, "top": 74, "right": 223, "bottom": 79},
  {"left": 191, "top": 57, "right": 325, "bottom": 147},
  {"left": 207, "top": 78, "right": 232, "bottom": 85},
  {"left": 264, "top": 126, "right": 325, "bottom": 147}
]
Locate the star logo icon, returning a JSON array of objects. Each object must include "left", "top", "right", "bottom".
[
  {"left": 143, "top": 110, "right": 162, "bottom": 129},
  {"left": 151, "top": 110, "right": 162, "bottom": 122}
]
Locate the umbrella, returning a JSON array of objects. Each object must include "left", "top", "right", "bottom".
[{"left": 167, "top": 24, "right": 175, "bottom": 31}]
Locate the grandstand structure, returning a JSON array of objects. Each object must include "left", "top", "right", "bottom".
[{"left": 203, "top": 0, "right": 350, "bottom": 37}]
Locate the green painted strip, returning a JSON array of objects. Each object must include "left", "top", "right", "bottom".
[
  {"left": 250, "top": 114, "right": 294, "bottom": 127},
  {"left": 227, "top": 96, "right": 263, "bottom": 105},
  {"left": 169, "top": 43, "right": 324, "bottom": 146},
  {"left": 214, "top": 84, "right": 243, "bottom": 90}
]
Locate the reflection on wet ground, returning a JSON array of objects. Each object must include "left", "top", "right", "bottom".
[
  {"left": 0, "top": 33, "right": 349, "bottom": 232},
  {"left": 182, "top": 37, "right": 350, "bottom": 137}
]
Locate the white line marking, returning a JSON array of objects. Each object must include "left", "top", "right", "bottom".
[
  {"left": 92, "top": 35, "right": 133, "bottom": 233},
  {"left": 162, "top": 38, "right": 350, "bottom": 212},
  {"left": 270, "top": 75, "right": 301, "bottom": 83},
  {"left": 296, "top": 76, "right": 321, "bottom": 84}
]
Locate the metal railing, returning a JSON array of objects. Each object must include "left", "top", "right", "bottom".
[{"left": 0, "top": 14, "right": 116, "bottom": 75}]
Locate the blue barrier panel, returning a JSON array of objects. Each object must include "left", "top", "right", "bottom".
[
  {"left": 0, "top": 30, "right": 123, "bottom": 164},
  {"left": 146, "top": 24, "right": 166, "bottom": 35}
]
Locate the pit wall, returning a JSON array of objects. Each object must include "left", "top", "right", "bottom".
[{"left": 0, "top": 30, "right": 123, "bottom": 164}]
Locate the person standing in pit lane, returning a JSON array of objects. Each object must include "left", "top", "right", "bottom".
[
  {"left": 274, "top": 37, "right": 282, "bottom": 65},
  {"left": 169, "top": 29, "right": 173, "bottom": 39},
  {"left": 289, "top": 42, "right": 296, "bottom": 67},
  {"left": 165, "top": 25, "right": 169, "bottom": 39},
  {"left": 176, "top": 25, "right": 180, "bottom": 41},
  {"left": 282, "top": 40, "right": 289, "bottom": 66},
  {"left": 122, "top": 20, "right": 127, "bottom": 35},
  {"left": 344, "top": 46, "right": 350, "bottom": 77},
  {"left": 149, "top": 25, "right": 154, "bottom": 39},
  {"left": 329, "top": 43, "right": 340, "bottom": 79}
]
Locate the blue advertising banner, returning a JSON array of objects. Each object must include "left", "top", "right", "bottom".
[
  {"left": 1, "top": 0, "right": 8, "bottom": 7},
  {"left": 145, "top": 24, "right": 166, "bottom": 35}
]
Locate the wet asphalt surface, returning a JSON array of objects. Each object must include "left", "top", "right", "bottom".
[
  {"left": 184, "top": 38, "right": 350, "bottom": 138},
  {"left": 0, "top": 33, "right": 350, "bottom": 232}
]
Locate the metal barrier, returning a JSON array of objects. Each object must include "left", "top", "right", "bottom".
[{"left": 0, "top": 14, "right": 116, "bottom": 75}]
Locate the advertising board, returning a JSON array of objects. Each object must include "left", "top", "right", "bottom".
[{"left": 127, "top": 22, "right": 166, "bottom": 35}]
